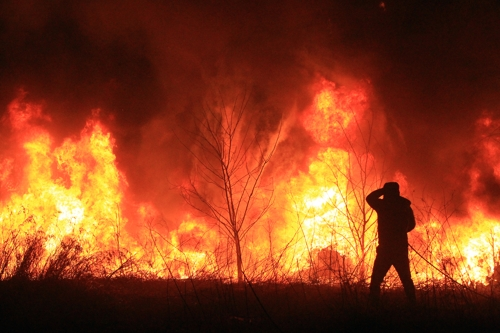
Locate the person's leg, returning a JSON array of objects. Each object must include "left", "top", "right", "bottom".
[
  {"left": 369, "top": 249, "right": 392, "bottom": 305},
  {"left": 393, "top": 250, "right": 416, "bottom": 304}
]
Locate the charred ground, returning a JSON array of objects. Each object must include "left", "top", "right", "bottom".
[{"left": 1, "top": 278, "right": 499, "bottom": 332}]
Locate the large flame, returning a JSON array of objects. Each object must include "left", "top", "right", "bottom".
[{"left": 1, "top": 84, "right": 500, "bottom": 287}]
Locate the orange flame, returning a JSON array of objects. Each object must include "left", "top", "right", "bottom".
[{"left": 1, "top": 85, "right": 500, "bottom": 287}]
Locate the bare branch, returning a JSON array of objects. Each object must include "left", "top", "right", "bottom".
[{"left": 176, "top": 90, "right": 281, "bottom": 283}]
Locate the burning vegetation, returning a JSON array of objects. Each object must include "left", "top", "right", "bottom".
[
  {"left": 1, "top": 0, "right": 500, "bottom": 331},
  {"left": 1, "top": 79, "right": 500, "bottom": 291}
]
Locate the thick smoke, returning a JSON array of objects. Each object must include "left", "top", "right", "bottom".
[{"left": 1, "top": 0, "right": 500, "bottom": 220}]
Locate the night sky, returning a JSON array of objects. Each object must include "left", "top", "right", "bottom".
[{"left": 1, "top": 0, "right": 499, "bottom": 219}]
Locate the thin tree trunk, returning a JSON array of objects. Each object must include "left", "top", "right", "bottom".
[{"left": 234, "top": 229, "right": 243, "bottom": 284}]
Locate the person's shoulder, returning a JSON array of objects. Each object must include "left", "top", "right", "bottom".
[{"left": 399, "top": 197, "right": 412, "bottom": 206}]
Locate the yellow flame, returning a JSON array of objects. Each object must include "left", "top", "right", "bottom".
[{"left": 2, "top": 84, "right": 500, "bottom": 286}]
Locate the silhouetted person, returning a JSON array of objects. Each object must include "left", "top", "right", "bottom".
[{"left": 366, "top": 182, "right": 416, "bottom": 305}]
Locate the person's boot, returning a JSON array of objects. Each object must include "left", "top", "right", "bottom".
[{"left": 404, "top": 283, "right": 416, "bottom": 306}]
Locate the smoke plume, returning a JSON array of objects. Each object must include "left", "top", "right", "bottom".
[{"left": 1, "top": 0, "right": 499, "bottom": 219}]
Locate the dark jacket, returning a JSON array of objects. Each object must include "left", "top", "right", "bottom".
[{"left": 366, "top": 188, "right": 416, "bottom": 249}]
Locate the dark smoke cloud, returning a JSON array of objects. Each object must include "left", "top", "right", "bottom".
[{"left": 1, "top": 0, "right": 499, "bottom": 219}]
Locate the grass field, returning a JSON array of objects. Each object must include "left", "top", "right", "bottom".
[{"left": 1, "top": 278, "right": 499, "bottom": 332}]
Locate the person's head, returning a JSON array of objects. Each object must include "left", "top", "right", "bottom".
[{"left": 383, "top": 182, "right": 400, "bottom": 198}]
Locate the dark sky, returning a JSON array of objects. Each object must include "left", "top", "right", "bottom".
[{"left": 1, "top": 0, "right": 499, "bottom": 218}]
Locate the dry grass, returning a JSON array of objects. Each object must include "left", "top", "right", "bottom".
[
  {"left": 1, "top": 208, "right": 500, "bottom": 331},
  {"left": 1, "top": 277, "right": 499, "bottom": 332}
]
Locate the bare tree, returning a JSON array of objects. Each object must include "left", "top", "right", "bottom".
[
  {"left": 179, "top": 91, "right": 281, "bottom": 283},
  {"left": 325, "top": 159, "right": 378, "bottom": 280},
  {"left": 295, "top": 108, "right": 385, "bottom": 284},
  {"left": 325, "top": 111, "right": 385, "bottom": 283}
]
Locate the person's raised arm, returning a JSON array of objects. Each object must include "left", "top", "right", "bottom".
[{"left": 366, "top": 188, "right": 385, "bottom": 210}]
